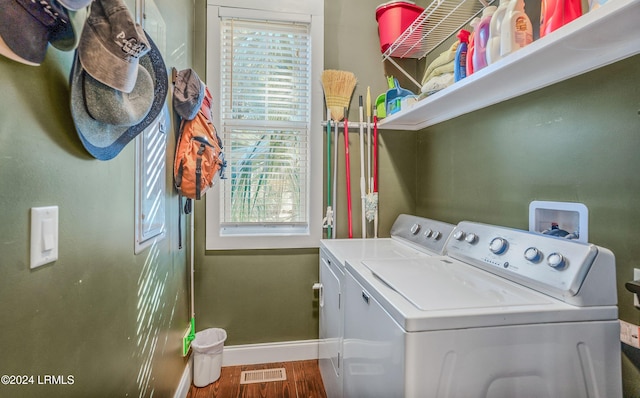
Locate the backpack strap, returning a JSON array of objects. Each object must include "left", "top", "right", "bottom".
[
  {"left": 195, "top": 143, "right": 205, "bottom": 200},
  {"left": 178, "top": 195, "right": 183, "bottom": 250}
]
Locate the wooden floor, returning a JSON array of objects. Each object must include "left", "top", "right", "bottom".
[{"left": 187, "top": 360, "right": 327, "bottom": 398}]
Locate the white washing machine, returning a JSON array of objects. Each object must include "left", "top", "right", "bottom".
[
  {"left": 344, "top": 221, "right": 622, "bottom": 398},
  {"left": 318, "top": 215, "right": 456, "bottom": 398}
]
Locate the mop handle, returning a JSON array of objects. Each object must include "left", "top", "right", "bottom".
[
  {"left": 373, "top": 112, "right": 378, "bottom": 192},
  {"left": 366, "top": 88, "right": 372, "bottom": 194},
  {"left": 373, "top": 110, "right": 379, "bottom": 239},
  {"left": 344, "top": 108, "right": 353, "bottom": 239},
  {"left": 326, "top": 109, "right": 332, "bottom": 238},
  {"left": 332, "top": 121, "right": 338, "bottom": 239},
  {"left": 358, "top": 96, "right": 366, "bottom": 239}
]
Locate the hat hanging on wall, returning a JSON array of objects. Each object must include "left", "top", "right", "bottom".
[
  {"left": 79, "top": 0, "right": 150, "bottom": 93},
  {"left": 0, "top": 0, "right": 76, "bottom": 65},
  {"left": 50, "top": 5, "right": 90, "bottom": 52},
  {"left": 173, "top": 68, "right": 206, "bottom": 121},
  {"left": 70, "top": 0, "right": 168, "bottom": 161}
]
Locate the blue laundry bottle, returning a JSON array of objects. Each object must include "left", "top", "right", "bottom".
[{"left": 454, "top": 29, "right": 470, "bottom": 82}]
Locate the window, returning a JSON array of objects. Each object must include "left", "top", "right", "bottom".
[
  {"left": 134, "top": 1, "right": 167, "bottom": 254},
  {"left": 205, "top": 1, "right": 324, "bottom": 250}
]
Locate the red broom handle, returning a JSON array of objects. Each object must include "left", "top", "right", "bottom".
[
  {"left": 373, "top": 114, "right": 378, "bottom": 192},
  {"left": 344, "top": 117, "right": 353, "bottom": 238}
]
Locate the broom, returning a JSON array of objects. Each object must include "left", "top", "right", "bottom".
[
  {"left": 321, "top": 70, "right": 357, "bottom": 122},
  {"left": 321, "top": 70, "right": 357, "bottom": 238}
]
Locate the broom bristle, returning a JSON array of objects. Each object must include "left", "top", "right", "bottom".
[{"left": 321, "top": 70, "right": 357, "bottom": 121}]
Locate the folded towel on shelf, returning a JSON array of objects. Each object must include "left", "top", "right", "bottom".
[
  {"left": 420, "top": 41, "right": 458, "bottom": 86},
  {"left": 421, "top": 73, "right": 454, "bottom": 95}
]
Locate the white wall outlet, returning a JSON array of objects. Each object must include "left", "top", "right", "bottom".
[
  {"left": 635, "top": 268, "right": 640, "bottom": 309},
  {"left": 620, "top": 320, "right": 640, "bottom": 348}
]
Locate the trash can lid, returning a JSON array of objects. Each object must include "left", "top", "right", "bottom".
[{"left": 192, "top": 328, "right": 227, "bottom": 352}]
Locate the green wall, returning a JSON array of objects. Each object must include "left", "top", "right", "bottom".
[
  {"left": 193, "top": 0, "right": 418, "bottom": 346},
  {"left": 0, "top": 1, "right": 193, "bottom": 397},
  {"left": 416, "top": 54, "right": 640, "bottom": 396}
]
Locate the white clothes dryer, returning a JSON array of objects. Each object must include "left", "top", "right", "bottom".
[{"left": 318, "top": 215, "right": 456, "bottom": 398}]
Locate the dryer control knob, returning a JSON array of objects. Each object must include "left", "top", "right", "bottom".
[
  {"left": 453, "top": 230, "right": 465, "bottom": 240},
  {"left": 524, "top": 247, "right": 542, "bottom": 263},
  {"left": 432, "top": 231, "right": 442, "bottom": 240},
  {"left": 489, "top": 237, "right": 508, "bottom": 254},
  {"left": 465, "top": 233, "right": 478, "bottom": 244},
  {"left": 423, "top": 229, "right": 433, "bottom": 238},
  {"left": 547, "top": 253, "right": 566, "bottom": 269},
  {"left": 410, "top": 223, "right": 421, "bottom": 235}
]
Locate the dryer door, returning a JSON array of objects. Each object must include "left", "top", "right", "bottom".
[{"left": 319, "top": 249, "right": 343, "bottom": 398}]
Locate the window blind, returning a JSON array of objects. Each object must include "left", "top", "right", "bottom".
[{"left": 219, "top": 17, "right": 312, "bottom": 231}]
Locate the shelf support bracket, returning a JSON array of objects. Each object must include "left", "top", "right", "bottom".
[{"left": 385, "top": 56, "right": 422, "bottom": 91}]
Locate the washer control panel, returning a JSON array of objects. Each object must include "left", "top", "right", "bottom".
[
  {"left": 446, "top": 221, "right": 599, "bottom": 299},
  {"left": 390, "top": 214, "right": 456, "bottom": 255}
]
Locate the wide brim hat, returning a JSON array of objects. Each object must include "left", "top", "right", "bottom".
[
  {"left": 70, "top": 31, "right": 168, "bottom": 160},
  {"left": 0, "top": 0, "right": 73, "bottom": 65}
]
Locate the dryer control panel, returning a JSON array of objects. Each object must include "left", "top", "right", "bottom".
[
  {"left": 390, "top": 214, "right": 455, "bottom": 255},
  {"left": 446, "top": 221, "right": 617, "bottom": 306}
]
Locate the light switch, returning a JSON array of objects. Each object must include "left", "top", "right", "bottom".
[{"left": 30, "top": 206, "right": 58, "bottom": 269}]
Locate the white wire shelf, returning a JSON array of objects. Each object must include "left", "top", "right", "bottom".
[
  {"left": 381, "top": 0, "right": 495, "bottom": 61},
  {"left": 378, "top": 0, "right": 640, "bottom": 130}
]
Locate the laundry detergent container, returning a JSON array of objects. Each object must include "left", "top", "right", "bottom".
[
  {"left": 375, "top": 1, "right": 425, "bottom": 53},
  {"left": 192, "top": 328, "right": 227, "bottom": 387}
]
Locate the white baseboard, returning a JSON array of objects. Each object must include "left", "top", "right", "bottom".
[
  {"left": 174, "top": 359, "right": 192, "bottom": 398},
  {"left": 173, "top": 339, "right": 319, "bottom": 397},
  {"left": 222, "top": 339, "right": 319, "bottom": 366}
]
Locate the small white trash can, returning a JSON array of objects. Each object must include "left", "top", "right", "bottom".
[{"left": 192, "top": 328, "right": 227, "bottom": 387}]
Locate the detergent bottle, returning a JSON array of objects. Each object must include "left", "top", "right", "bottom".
[
  {"left": 466, "top": 17, "right": 480, "bottom": 76},
  {"left": 454, "top": 29, "right": 470, "bottom": 82},
  {"left": 486, "top": 0, "right": 511, "bottom": 65},
  {"left": 500, "top": 0, "right": 533, "bottom": 58},
  {"left": 472, "top": 6, "right": 496, "bottom": 72},
  {"left": 540, "top": 0, "right": 582, "bottom": 37}
]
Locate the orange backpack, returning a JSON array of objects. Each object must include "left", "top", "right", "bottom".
[{"left": 173, "top": 91, "right": 225, "bottom": 200}]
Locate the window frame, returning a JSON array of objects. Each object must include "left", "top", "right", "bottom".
[{"left": 204, "top": 0, "right": 324, "bottom": 250}]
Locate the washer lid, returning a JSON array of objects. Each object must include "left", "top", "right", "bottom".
[
  {"left": 351, "top": 256, "right": 617, "bottom": 332},
  {"left": 364, "top": 257, "right": 552, "bottom": 311}
]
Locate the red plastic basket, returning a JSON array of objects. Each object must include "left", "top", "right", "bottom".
[{"left": 375, "top": 1, "right": 425, "bottom": 54}]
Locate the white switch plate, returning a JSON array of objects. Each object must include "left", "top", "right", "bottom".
[{"left": 30, "top": 206, "right": 58, "bottom": 269}]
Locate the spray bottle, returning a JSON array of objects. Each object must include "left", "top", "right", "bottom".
[
  {"left": 454, "top": 29, "right": 470, "bottom": 82},
  {"left": 500, "top": 0, "right": 533, "bottom": 58}
]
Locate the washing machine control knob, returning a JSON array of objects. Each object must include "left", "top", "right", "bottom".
[
  {"left": 423, "top": 229, "right": 433, "bottom": 238},
  {"left": 410, "top": 223, "right": 421, "bottom": 235},
  {"left": 524, "top": 247, "right": 542, "bottom": 263},
  {"left": 465, "top": 233, "right": 478, "bottom": 244},
  {"left": 489, "top": 237, "right": 508, "bottom": 254},
  {"left": 547, "top": 253, "right": 566, "bottom": 269},
  {"left": 432, "top": 231, "right": 442, "bottom": 240},
  {"left": 453, "top": 230, "right": 465, "bottom": 240}
]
